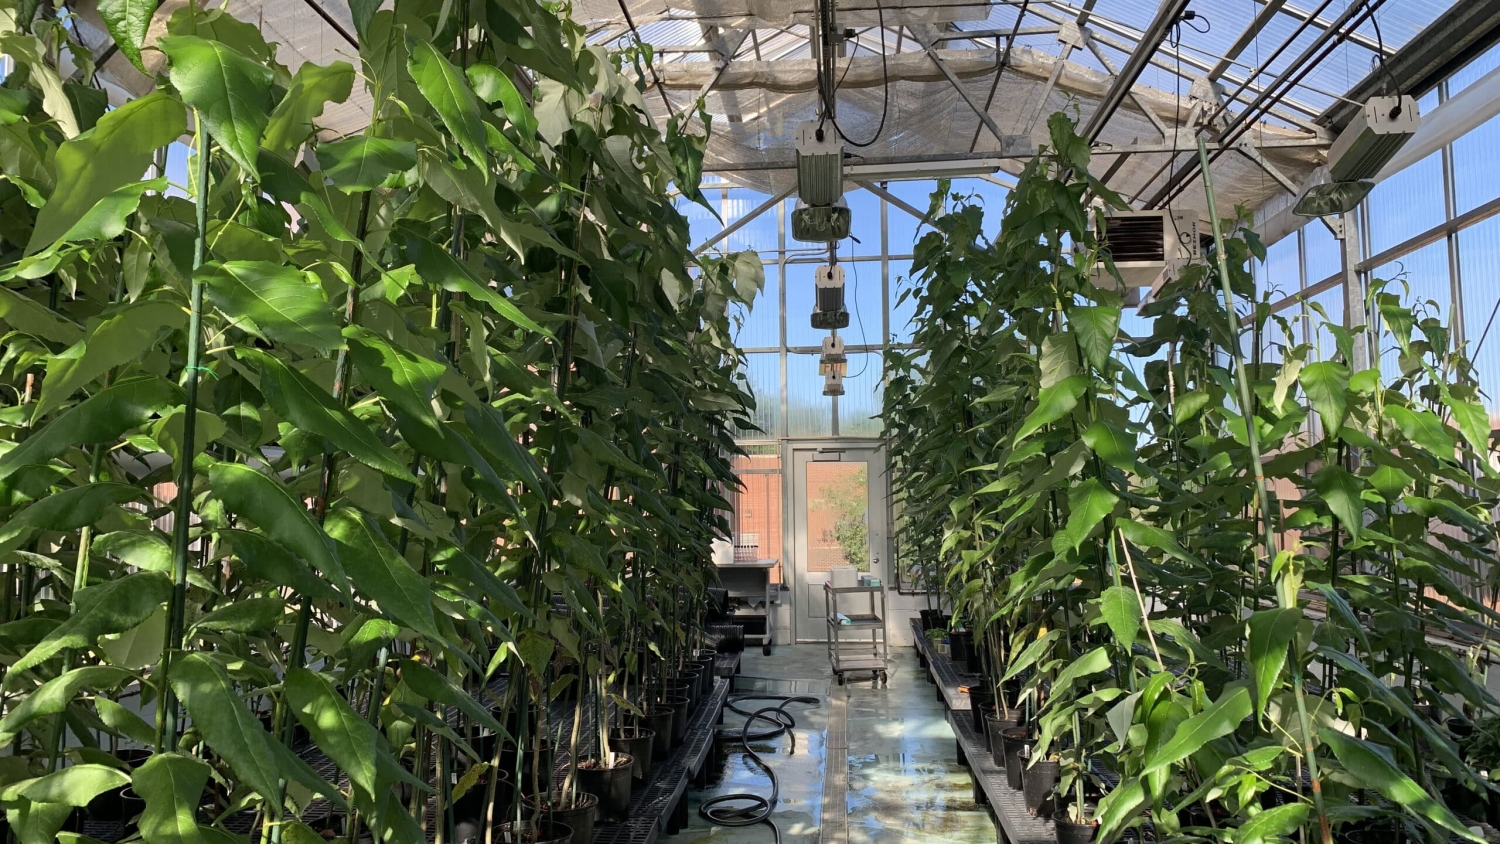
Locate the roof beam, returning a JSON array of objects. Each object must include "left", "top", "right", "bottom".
[
  {"left": 1278, "top": 1, "right": 1386, "bottom": 55},
  {"left": 1208, "top": 0, "right": 1286, "bottom": 82},
  {"left": 911, "top": 26, "right": 1011, "bottom": 148},
  {"left": 1080, "top": 0, "right": 1189, "bottom": 142}
]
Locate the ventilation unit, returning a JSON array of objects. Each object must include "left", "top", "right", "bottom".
[{"left": 1092, "top": 210, "right": 1210, "bottom": 292}]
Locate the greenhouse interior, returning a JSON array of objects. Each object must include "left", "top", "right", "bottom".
[{"left": 15, "top": 0, "right": 1500, "bottom": 843}]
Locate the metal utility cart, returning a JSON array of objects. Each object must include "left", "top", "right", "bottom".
[
  {"left": 714, "top": 558, "right": 778, "bottom": 656},
  {"left": 825, "top": 581, "right": 889, "bottom": 684}
]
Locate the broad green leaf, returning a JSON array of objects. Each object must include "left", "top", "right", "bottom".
[
  {"left": 325, "top": 506, "right": 440, "bottom": 641},
  {"left": 344, "top": 326, "right": 444, "bottom": 422},
  {"left": 1173, "top": 390, "right": 1211, "bottom": 425},
  {"left": 5, "top": 764, "right": 128, "bottom": 805},
  {"left": 171, "top": 652, "right": 342, "bottom": 808},
  {"left": 0, "top": 376, "right": 179, "bottom": 482},
  {"left": 1141, "top": 684, "right": 1251, "bottom": 775},
  {"left": 133, "top": 753, "right": 210, "bottom": 844},
  {"left": 190, "top": 596, "right": 284, "bottom": 634},
  {"left": 399, "top": 659, "right": 504, "bottom": 736},
  {"left": 317, "top": 136, "right": 416, "bottom": 192},
  {"left": 1015, "top": 374, "right": 1087, "bottom": 442},
  {"left": 465, "top": 63, "right": 537, "bottom": 139},
  {"left": 1098, "top": 586, "right": 1140, "bottom": 650},
  {"left": 35, "top": 299, "right": 185, "bottom": 419},
  {"left": 1299, "top": 361, "right": 1350, "bottom": 437},
  {"left": 97, "top": 0, "right": 158, "bottom": 71},
  {"left": 0, "top": 666, "right": 133, "bottom": 744},
  {"left": 159, "top": 36, "right": 274, "bottom": 178},
  {"left": 1094, "top": 777, "right": 1145, "bottom": 841},
  {"left": 408, "top": 41, "right": 487, "bottom": 166},
  {"left": 1446, "top": 393, "right": 1491, "bottom": 457},
  {"left": 243, "top": 349, "right": 417, "bottom": 481},
  {"left": 1385, "top": 404, "right": 1455, "bottom": 458},
  {"left": 1038, "top": 332, "right": 1078, "bottom": 388},
  {"left": 26, "top": 92, "right": 187, "bottom": 254},
  {"left": 60, "top": 177, "right": 165, "bottom": 243},
  {"left": 99, "top": 606, "right": 167, "bottom": 670},
  {"left": 1069, "top": 304, "right": 1120, "bottom": 372},
  {"left": 1081, "top": 419, "right": 1136, "bottom": 470},
  {"left": 95, "top": 697, "right": 156, "bottom": 745},
  {"left": 285, "top": 668, "right": 380, "bottom": 801},
  {"left": 10, "top": 571, "right": 169, "bottom": 675},
  {"left": 1310, "top": 464, "right": 1362, "bottom": 541},
  {"left": 262, "top": 60, "right": 355, "bottom": 154},
  {"left": 1237, "top": 803, "right": 1309, "bottom": 844},
  {"left": 208, "top": 462, "right": 350, "bottom": 600},
  {"left": 201, "top": 261, "right": 342, "bottom": 351},
  {"left": 1064, "top": 478, "right": 1117, "bottom": 552},
  {"left": 1117, "top": 519, "right": 1201, "bottom": 566},
  {"left": 0, "top": 285, "right": 83, "bottom": 344},
  {"left": 1246, "top": 608, "right": 1299, "bottom": 718},
  {"left": 1051, "top": 645, "right": 1111, "bottom": 692},
  {"left": 404, "top": 232, "right": 551, "bottom": 336},
  {"left": 220, "top": 529, "right": 341, "bottom": 605},
  {"left": 1311, "top": 582, "right": 1369, "bottom": 652},
  {"left": 0, "top": 482, "right": 146, "bottom": 555},
  {"left": 1322, "top": 730, "right": 1480, "bottom": 842}
]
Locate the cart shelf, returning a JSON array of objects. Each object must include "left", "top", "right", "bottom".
[{"left": 825, "top": 580, "right": 889, "bottom": 685}]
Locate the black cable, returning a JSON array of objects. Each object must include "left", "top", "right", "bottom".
[
  {"left": 814, "top": 0, "right": 890, "bottom": 148},
  {"left": 700, "top": 694, "right": 821, "bottom": 844}
]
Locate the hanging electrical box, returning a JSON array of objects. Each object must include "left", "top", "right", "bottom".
[
  {"left": 811, "top": 264, "right": 849, "bottom": 330},
  {"left": 823, "top": 370, "right": 845, "bottom": 397},
  {"left": 819, "top": 334, "right": 847, "bottom": 376},
  {"left": 796, "top": 121, "right": 845, "bottom": 206}
]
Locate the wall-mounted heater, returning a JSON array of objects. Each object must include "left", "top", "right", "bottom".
[{"left": 1092, "top": 210, "right": 1211, "bottom": 293}]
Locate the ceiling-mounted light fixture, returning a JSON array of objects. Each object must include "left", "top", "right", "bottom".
[
  {"left": 1295, "top": 95, "right": 1419, "bottom": 218},
  {"left": 811, "top": 264, "right": 849, "bottom": 330}
]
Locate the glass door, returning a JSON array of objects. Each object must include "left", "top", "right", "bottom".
[{"left": 785, "top": 441, "right": 888, "bottom": 643}]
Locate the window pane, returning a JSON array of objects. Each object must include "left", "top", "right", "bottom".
[
  {"left": 732, "top": 262, "right": 779, "bottom": 350},
  {"left": 1308, "top": 283, "right": 1345, "bottom": 360},
  {"left": 722, "top": 188, "right": 779, "bottom": 255},
  {"left": 1304, "top": 220, "right": 1341, "bottom": 287},
  {"left": 842, "top": 259, "right": 883, "bottom": 349},
  {"left": 886, "top": 179, "right": 939, "bottom": 256},
  {"left": 1373, "top": 240, "right": 1450, "bottom": 377},
  {"left": 839, "top": 354, "right": 883, "bottom": 437},
  {"left": 787, "top": 353, "right": 831, "bottom": 436},
  {"left": 949, "top": 178, "right": 1009, "bottom": 236},
  {"left": 1460, "top": 216, "right": 1500, "bottom": 416},
  {"left": 785, "top": 262, "right": 823, "bottom": 349},
  {"left": 1261, "top": 233, "right": 1300, "bottom": 301},
  {"left": 843, "top": 187, "right": 881, "bottom": 258},
  {"left": 735, "top": 353, "right": 782, "bottom": 440},
  {"left": 1367, "top": 150, "right": 1445, "bottom": 255},
  {"left": 889, "top": 259, "right": 917, "bottom": 344},
  {"left": 1452, "top": 113, "right": 1500, "bottom": 216},
  {"left": 678, "top": 189, "right": 724, "bottom": 253}
]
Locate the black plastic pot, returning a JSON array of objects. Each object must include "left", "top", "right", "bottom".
[
  {"left": 1023, "top": 758, "right": 1059, "bottom": 816},
  {"left": 949, "top": 629, "right": 973, "bottom": 666},
  {"left": 116, "top": 747, "right": 153, "bottom": 768},
  {"left": 1055, "top": 819, "right": 1099, "bottom": 844},
  {"left": 610, "top": 727, "right": 656, "bottom": 782},
  {"left": 1448, "top": 717, "right": 1475, "bottom": 739},
  {"left": 680, "top": 668, "right": 705, "bottom": 701},
  {"left": 527, "top": 793, "right": 596, "bottom": 844},
  {"left": 969, "top": 689, "right": 996, "bottom": 733},
  {"left": 576, "top": 754, "right": 634, "bottom": 823},
  {"left": 1000, "top": 727, "right": 1035, "bottom": 790},
  {"left": 500, "top": 739, "right": 553, "bottom": 797},
  {"left": 986, "top": 713, "right": 1019, "bottom": 767},
  {"left": 635, "top": 708, "right": 675, "bottom": 762},
  {"left": 452, "top": 768, "right": 512, "bottom": 842},
  {"left": 660, "top": 695, "right": 691, "bottom": 745},
  {"left": 694, "top": 657, "right": 716, "bottom": 695},
  {"left": 496, "top": 820, "right": 572, "bottom": 844},
  {"left": 671, "top": 677, "right": 700, "bottom": 707}
]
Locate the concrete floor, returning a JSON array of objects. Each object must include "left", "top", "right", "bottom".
[{"left": 677, "top": 645, "right": 994, "bottom": 844}]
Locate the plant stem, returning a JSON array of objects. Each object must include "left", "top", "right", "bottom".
[
  {"left": 1196, "top": 137, "right": 1330, "bottom": 844},
  {"left": 157, "top": 111, "right": 213, "bottom": 753}
]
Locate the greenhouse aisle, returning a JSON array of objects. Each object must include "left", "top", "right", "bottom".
[{"left": 678, "top": 646, "right": 992, "bottom": 844}]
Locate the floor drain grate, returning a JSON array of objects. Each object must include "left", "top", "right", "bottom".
[{"left": 820, "top": 691, "right": 848, "bottom": 844}]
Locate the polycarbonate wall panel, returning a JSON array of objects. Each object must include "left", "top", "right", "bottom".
[
  {"left": 722, "top": 188, "right": 780, "bottom": 255},
  {"left": 841, "top": 259, "right": 885, "bottom": 350},
  {"left": 1367, "top": 150, "right": 1446, "bottom": 256},
  {"left": 1374, "top": 239, "right": 1451, "bottom": 319},
  {"left": 1460, "top": 216, "right": 1500, "bottom": 416},
  {"left": 1262, "top": 234, "right": 1300, "bottom": 302},
  {"left": 888, "top": 259, "right": 917, "bottom": 344},
  {"left": 886, "top": 180, "right": 939, "bottom": 254},
  {"left": 736, "top": 353, "right": 783, "bottom": 440},
  {"left": 787, "top": 354, "right": 832, "bottom": 437},
  {"left": 1303, "top": 220, "right": 1342, "bottom": 286},
  {"left": 1308, "top": 286, "right": 1345, "bottom": 360},
  {"left": 733, "top": 265, "right": 780, "bottom": 350},
  {"left": 784, "top": 262, "right": 825, "bottom": 349},
  {"left": 839, "top": 354, "right": 884, "bottom": 437}
]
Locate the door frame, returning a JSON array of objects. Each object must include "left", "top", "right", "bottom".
[{"left": 782, "top": 438, "right": 889, "bottom": 644}]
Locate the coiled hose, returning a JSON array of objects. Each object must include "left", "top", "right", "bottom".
[{"left": 699, "top": 694, "right": 821, "bottom": 844}]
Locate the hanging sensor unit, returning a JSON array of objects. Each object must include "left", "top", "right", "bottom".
[
  {"left": 811, "top": 264, "right": 849, "bottom": 330},
  {"left": 819, "top": 334, "right": 847, "bottom": 377},
  {"left": 1091, "top": 210, "right": 1210, "bottom": 292},
  {"left": 823, "top": 369, "right": 846, "bottom": 397},
  {"left": 1327, "top": 95, "right": 1420, "bottom": 182},
  {"left": 796, "top": 121, "right": 844, "bottom": 206}
]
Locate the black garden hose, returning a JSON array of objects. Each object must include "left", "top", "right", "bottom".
[{"left": 700, "top": 694, "right": 821, "bottom": 844}]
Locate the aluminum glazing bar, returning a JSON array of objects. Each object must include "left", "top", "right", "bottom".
[
  {"left": 1081, "top": 0, "right": 1188, "bottom": 143},
  {"left": 692, "top": 186, "right": 795, "bottom": 255}
]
